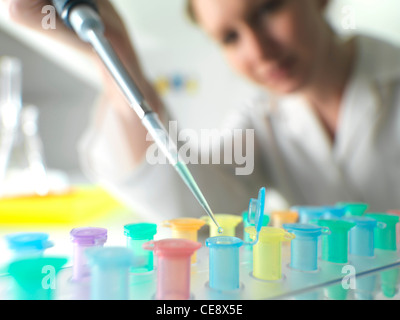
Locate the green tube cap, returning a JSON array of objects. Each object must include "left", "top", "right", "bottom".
[
  {"left": 124, "top": 223, "right": 157, "bottom": 240},
  {"left": 8, "top": 257, "right": 68, "bottom": 300},
  {"left": 336, "top": 202, "right": 369, "bottom": 216}
]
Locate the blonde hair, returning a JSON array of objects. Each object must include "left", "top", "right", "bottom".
[{"left": 186, "top": 0, "right": 332, "bottom": 24}]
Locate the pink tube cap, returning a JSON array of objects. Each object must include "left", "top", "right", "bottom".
[{"left": 143, "top": 239, "right": 201, "bottom": 257}]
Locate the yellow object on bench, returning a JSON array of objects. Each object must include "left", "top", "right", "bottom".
[{"left": 0, "top": 186, "right": 123, "bottom": 226}]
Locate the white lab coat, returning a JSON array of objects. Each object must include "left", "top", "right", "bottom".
[{"left": 79, "top": 35, "right": 400, "bottom": 223}]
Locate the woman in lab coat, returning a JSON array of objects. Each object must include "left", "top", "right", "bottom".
[{"left": 6, "top": 0, "right": 400, "bottom": 221}]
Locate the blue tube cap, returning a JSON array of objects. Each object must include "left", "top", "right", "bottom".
[
  {"left": 323, "top": 206, "right": 346, "bottom": 219},
  {"left": 5, "top": 233, "right": 53, "bottom": 251},
  {"left": 292, "top": 206, "right": 346, "bottom": 223},
  {"left": 283, "top": 223, "right": 325, "bottom": 238},
  {"left": 343, "top": 216, "right": 379, "bottom": 229},
  {"left": 206, "top": 236, "right": 243, "bottom": 249},
  {"left": 291, "top": 206, "right": 327, "bottom": 223}
]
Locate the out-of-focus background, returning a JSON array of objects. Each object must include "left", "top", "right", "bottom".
[{"left": 0, "top": 0, "right": 399, "bottom": 178}]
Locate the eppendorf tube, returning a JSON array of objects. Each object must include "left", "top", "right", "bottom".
[
  {"left": 143, "top": 238, "right": 201, "bottom": 300},
  {"left": 314, "top": 219, "right": 355, "bottom": 264},
  {"left": 206, "top": 236, "right": 243, "bottom": 291},
  {"left": 70, "top": 227, "right": 107, "bottom": 281},
  {"left": 86, "top": 247, "right": 134, "bottom": 300},
  {"left": 313, "top": 219, "right": 355, "bottom": 300},
  {"left": 245, "top": 226, "right": 295, "bottom": 281},
  {"left": 124, "top": 223, "right": 157, "bottom": 273},
  {"left": 282, "top": 223, "right": 326, "bottom": 272},
  {"left": 344, "top": 216, "right": 383, "bottom": 300},
  {"left": 162, "top": 218, "right": 205, "bottom": 263},
  {"left": 365, "top": 213, "right": 399, "bottom": 251},
  {"left": 344, "top": 216, "right": 383, "bottom": 257}
]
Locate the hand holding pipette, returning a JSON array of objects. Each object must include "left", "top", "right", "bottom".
[{"left": 4, "top": 0, "right": 164, "bottom": 165}]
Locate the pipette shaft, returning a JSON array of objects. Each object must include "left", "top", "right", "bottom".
[{"left": 51, "top": 1, "right": 221, "bottom": 230}]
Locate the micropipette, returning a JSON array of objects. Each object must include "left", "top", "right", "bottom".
[{"left": 51, "top": 0, "right": 222, "bottom": 231}]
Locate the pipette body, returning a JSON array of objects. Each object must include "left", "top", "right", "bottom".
[{"left": 51, "top": 0, "right": 221, "bottom": 230}]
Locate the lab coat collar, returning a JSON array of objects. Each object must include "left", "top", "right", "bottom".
[
  {"left": 277, "top": 94, "right": 333, "bottom": 165},
  {"left": 273, "top": 94, "right": 355, "bottom": 203}
]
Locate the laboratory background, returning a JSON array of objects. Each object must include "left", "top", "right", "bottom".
[
  {"left": 0, "top": 0, "right": 399, "bottom": 179},
  {"left": 0, "top": 0, "right": 400, "bottom": 302}
]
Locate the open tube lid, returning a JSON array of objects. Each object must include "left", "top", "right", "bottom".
[{"left": 246, "top": 187, "right": 266, "bottom": 245}]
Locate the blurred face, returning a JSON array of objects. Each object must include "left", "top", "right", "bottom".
[{"left": 191, "top": 0, "right": 332, "bottom": 95}]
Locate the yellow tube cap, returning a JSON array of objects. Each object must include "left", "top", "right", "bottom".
[
  {"left": 245, "top": 226, "right": 295, "bottom": 243},
  {"left": 162, "top": 218, "right": 205, "bottom": 231}
]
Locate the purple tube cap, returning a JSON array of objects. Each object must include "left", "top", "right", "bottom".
[{"left": 70, "top": 227, "right": 108, "bottom": 246}]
